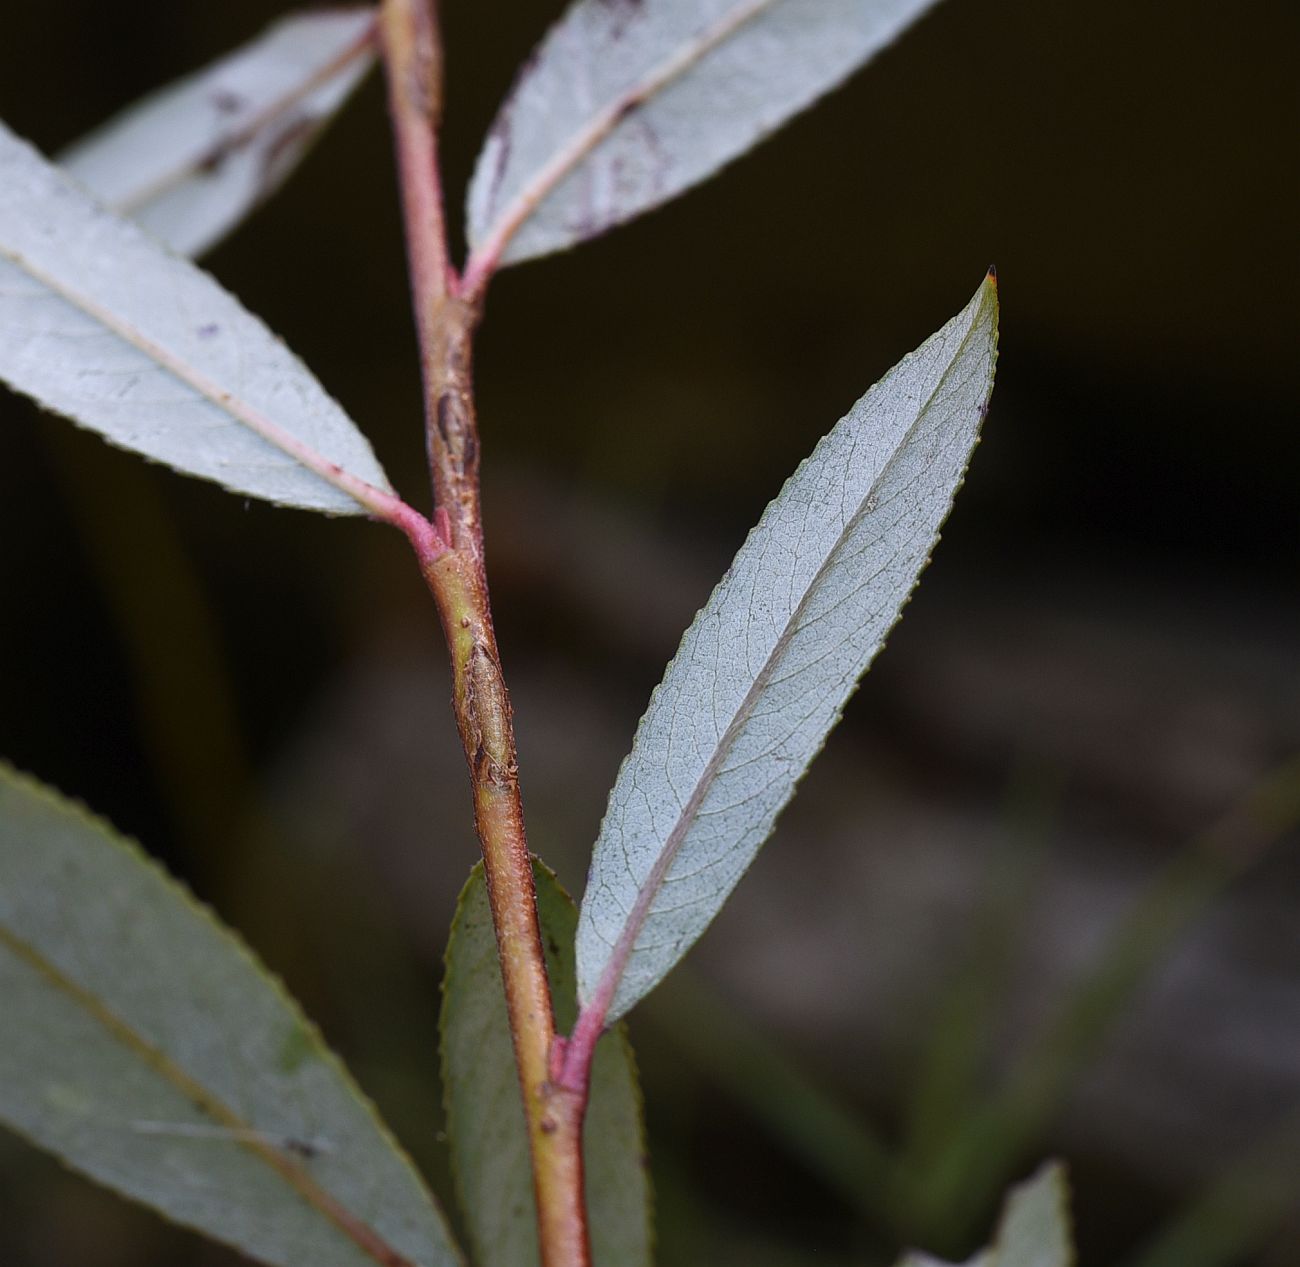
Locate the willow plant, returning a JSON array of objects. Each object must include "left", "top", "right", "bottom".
[{"left": 0, "top": 3, "right": 1074, "bottom": 1265}]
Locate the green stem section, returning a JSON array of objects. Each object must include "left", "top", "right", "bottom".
[{"left": 380, "top": 3, "right": 590, "bottom": 1262}]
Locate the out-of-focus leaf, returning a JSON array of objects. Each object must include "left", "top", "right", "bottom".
[
  {"left": 1126, "top": 1108, "right": 1300, "bottom": 1267},
  {"left": 60, "top": 9, "right": 376, "bottom": 259},
  {"left": 441, "top": 860, "right": 651, "bottom": 1267},
  {"left": 0, "top": 123, "right": 392, "bottom": 514},
  {"left": 897, "top": 1162, "right": 1074, "bottom": 1267},
  {"left": 983, "top": 1162, "right": 1074, "bottom": 1267},
  {"left": 467, "top": 0, "right": 945, "bottom": 267},
  {"left": 644, "top": 970, "right": 894, "bottom": 1221},
  {"left": 576, "top": 273, "right": 998, "bottom": 1024},
  {"left": 916, "top": 755, "right": 1300, "bottom": 1244},
  {"left": 0, "top": 763, "right": 462, "bottom": 1267},
  {"left": 896, "top": 765, "right": 1060, "bottom": 1211}
]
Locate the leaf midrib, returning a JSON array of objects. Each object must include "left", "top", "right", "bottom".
[
  {"left": 589, "top": 294, "right": 991, "bottom": 1015},
  {"left": 0, "top": 921, "right": 419, "bottom": 1267},
  {"left": 109, "top": 19, "right": 376, "bottom": 217},
  {"left": 0, "top": 237, "right": 380, "bottom": 513},
  {"left": 471, "top": 0, "right": 777, "bottom": 264}
]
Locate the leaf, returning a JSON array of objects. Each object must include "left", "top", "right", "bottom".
[
  {"left": 0, "top": 122, "right": 392, "bottom": 515},
  {"left": 59, "top": 9, "right": 376, "bottom": 259},
  {"left": 984, "top": 1163, "right": 1074, "bottom": 1267},
  {"left": 466, "top": 0, "right": 945, "bottom": 268},
  {"left": 915, "top": 756, "right": 1300, "bottom": 1240},
  {"left": 441, "top": 860, "right": 651, "bottom": 1267},
  {"left": 576, "top": 273, "right": 998, "bottom": 1023},
  {"left": 0, "top": 762, "right": 462, "bottom": 1266},
  {"left": 896, "top": 1162, "right": 1075, "bottom": 1267}
]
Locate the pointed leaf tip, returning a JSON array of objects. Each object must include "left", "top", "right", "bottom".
[
  {"left": 575, "top": 277, "right": 999, "bottom": 1023},
  {"left": 894, "top": 1161, "right": 1074, "bottom": 1267}
]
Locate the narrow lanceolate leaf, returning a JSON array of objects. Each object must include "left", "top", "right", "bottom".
[
  {"left": 0, "top": 123, "right": 392, "bottom": 515},
  {"left": 466, "top": 0, "right": 944, "bottom": 269},
  {"left": 442, "top": 861, "right": 651, "bottom": 1267},
  {"left": 59, "top": 10, "right": 376, "bottom": 260},
  {"left": 577, "top": 274, "right": 998, "bottom": 1024},
  {"left": 897, "top": 1161, "right": 1075, "bottom": 1267},
  {"left": 0, "top": 763, "right": 462, "bottom": 1267}
]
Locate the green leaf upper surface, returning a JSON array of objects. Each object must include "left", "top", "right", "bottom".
[
  {"left": 576, "top": 275, "right": 999, "bottom": 1023},
  {"left": 0, "top": 763, "right": 462, "bottom": 1267},
  {"left": 0, "top": 122, "right": 391, "bottom": 514},
  {"left": 442, "top": 860, "right": 652, "bottom": 1267},
  {"left": 60, "top": 9, "right": 376, "bottom": 259},
  {"left": 897, "top": 1162, "right": 1075, "bottom": 1267},
  {"left": 467, "top": 0, "right": 945, "bottom": 266}
]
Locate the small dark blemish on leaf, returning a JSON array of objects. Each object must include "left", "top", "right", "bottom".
[
  {"left": 196, "top": 323, "right": 219, "bottom": 339},
  {"left": 211, "top": 89, "right": 246, "bottom": 116},
  {"left": 612, "top": 96, "right": 643, "bottom": 126},
  {"left": 261, "top": 116, "right": 318, "bottom": 191},
  {"left": 198, "top": 149, "right": 228, "bottom": 176},
  {"left": 599, "top": 0, "right": 645, "bottom": 40}
]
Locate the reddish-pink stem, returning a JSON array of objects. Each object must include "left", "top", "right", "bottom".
[
  {"left": 551, "top": 1003, "right": 604, "bottom": 1097},
  {"left": 388, "top": 499, "right": 449, "bottom": 569},
  {"left": 380, "top": 3, "right": 591, "bottom": 1263}
]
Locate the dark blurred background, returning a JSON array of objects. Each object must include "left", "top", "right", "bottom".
[{"left": 1, "top": 1, "right": 1297, "bottom": 1263}]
